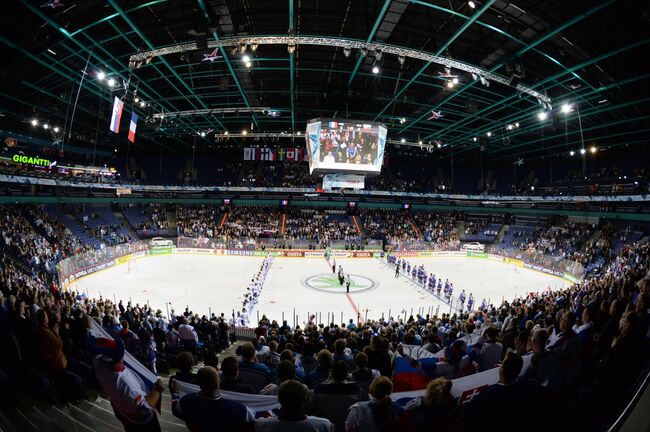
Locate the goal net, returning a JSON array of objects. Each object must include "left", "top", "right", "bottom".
[{"left": 126, "top": 259, "right": 138, "bottom": 273}]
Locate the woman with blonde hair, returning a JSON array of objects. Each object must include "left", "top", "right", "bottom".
[
  {"left": 405, "top": 378, "right": 458, "bottom": 431},
  {"left": 345, "top": 376, "right": 410, "bottom": 431}
]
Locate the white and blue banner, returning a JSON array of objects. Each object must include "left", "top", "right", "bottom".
[{"left": 322, "top": 173, "right": 365, "bottom": 190}]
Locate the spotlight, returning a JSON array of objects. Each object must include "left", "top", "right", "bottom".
[
  {"left": 245, "top": 61, "right": 252, "bottom": 68},
  {"left": 360, "top": 48, "right": 368, "bottom": 58},
  {"left": 580, "top": 148, "right": 586, "bottom": 155},
  {"left": 446, "top": 81, "right": 454, "bottom": 88},
  {"left": 53, "top": 127, "right": 59, "bottom": 133},
  {"left": 515, "top": 122, "right": 519, "bottom": 127},
  {"left": 561, "top": 103, "right": 572, "bottom": 114},
  {"left": 590, "top": 146, "right": 597, "bottom": 154},
  {"left": 287, "top": 44, "right": 296, "bottom": 54},
  {"left": 242, "top": 55, "right": 251, "bottom": 62},
  {"left": 537, "top": 111, "right": 548, "bottom": 121},
  {"left": 97, "top": 71, "right": 106, "bottom": 81},
  {"left": 224, "top": 131, "right": 229, "bottom": 135},
  {"left": 452, "top": 78, "right": 459, "bottom": 85},
  {"left": 398, "top": 55, "right": 405, "bottom": 65},
  {"left": 437, "top": 142, "right": 442, "bottom": 148},
  {"left": 31, "top": 119, "right": 38, "bottom": 126},
  {"left": 107, "top": 78, "right": 115, "bottom": 87},
  {"left": 468, "top": 1, "right": 476, "bottom": 8},
  {"left": 134, "top": 97, "right": 140, "bottom": 103},
  {"left": 570, "top": 150, "right": 575, "bottom": 156},
  {"left": 343, "top": 47, "right": 351, "bottom": 57},
  {"left": 473, "top": 137, "right": 478, "bottom": 142},
  {"left": 374, "top": 50, "right": 382, "bottom": 61},
  {"left": 242, "top": 130, "right": 248, "bottom": 135},
  {"left": 250, "top": 43, "right": 258, "bottom": 52},
  {"left": 418, "top": 140, "right": 423, "bottom": 145},
  {"left": 239, "top": 44, "right": 247, "bottom": 54},
  {"left": 401, "top": 138, "right": 405, "bottom": 143},
  {"left": 43, "top": 123, "right": 49, "bottom": 129},
  {"left": 506, "top": 124, "right": 513, "bottom": 130},
  {"left": 372, "top": 66, "right": 380, "bottom": 74},
  {"left": 140, "top": 101, "right": 146, "bottom": 107},
  {"left": 486, "top": 132, "right": 492, "bottom": 137},
  {"left": 201, "top": 132, "right": 206, "bottom": 137},
  {"left": 471, "top": 73, "right": 478, "bottom": 81},
  {"left": 400, "top": 117, "right": 406, "bottom": 124}
]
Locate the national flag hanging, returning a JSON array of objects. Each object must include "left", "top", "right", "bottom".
[
  {"left": 128, "top": 112, "right": 138, "bottom": 143},
  {"left": 109, "top": 97, "right": 124, "bottom": 133}
]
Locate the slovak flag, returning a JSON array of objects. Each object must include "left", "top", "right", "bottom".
[
  {"left": 109, "top": 96, "right": 124, "bottom": 133},
  {"left": 128, "top": 112, "right": 138, "bottom": 143}
]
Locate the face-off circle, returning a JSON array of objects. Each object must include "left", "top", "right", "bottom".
[{"left": 301, "top": 273, "right": 378, "bottom": 293}]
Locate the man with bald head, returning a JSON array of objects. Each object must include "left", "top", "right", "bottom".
[{"left": 171, "top": 366, "right": 254, "bottom": 431}]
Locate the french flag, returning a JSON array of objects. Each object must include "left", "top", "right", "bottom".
[
  {"left": 109, "top": 96, "right": 124, "bottom": 133},
  {"left": 128, "top": 112, "right": 138, "bottom": 143}
]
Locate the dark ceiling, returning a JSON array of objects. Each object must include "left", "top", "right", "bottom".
[{"left": 1, "top": 0, "right": 649, "bottom": 162}]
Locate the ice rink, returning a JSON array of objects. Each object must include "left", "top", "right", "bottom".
[{"left": 70, "top": 254, "right": 570, "bottom": 325}]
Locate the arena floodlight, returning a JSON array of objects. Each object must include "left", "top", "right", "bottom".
[
  {"left": 401, "top": 138, "right": 405, "bottom": 143},
  {"left": 590, "top": 146, "right": 597, "bottom": 154},
  {"left": 200, "top": 132, "right": 206, "bottom": 137},
  {"left": 107, "top": 78, "right": 115, "bottom": 87},
  {"left": 468, "top": 1, "right": 476, "bottom": 8},
  {"left": 372, "top": 66, "right": 380, "bottom": 74},
  {"left": 570, "top": 150, "right": 575, "bottom": 156},
  {"left": 242, "top": 130, "right": 248, "bottom": 135},
  {"left": 97, "top": 71, "right": 106, "bottom": 81},
  {"left": 580, "top": 148, "right": 586, "bottom": 155},
  {"left": 242, "top": 54, "right": 251, "bottom": 62},
  {"left": 515, "top": 122, "right": 519, "bottom": 127},
  {"left": 360, "top": 48, "right": 368, "bottom": 57},
  {"left": 471, "top": 73, "right": 478, "bottom": 80},
  {"left": 239, "top": 44, "right": 247, "bottom": 54},
  {"left": 140, "top": 101, "right": 146, "bottom": 107},
  {"left": 134, "top": 97, "right": 140, "bottom": 103},
  {"left": 43, "top": 123, "right": 49, "bottom": 129},
  {"left": 561, "top": 103, "right": 573, "bottom": 114},
  {"left": 343, "top": 47, "right": 351, "bottom": 57},
  {"left": 374, "top": 50, "right": 382, "bottom": 61},
  {"left": 452, "top": 77, "right": 459, "bottom": 85},
  {"left": 31, "top": 119, "right": 38, "bottom": 126},
  {"left": 250, "top": 43, "right": 258, "bottom": 52},
  {"left": 506, "top": 124, "right": 513, "bottom": 130},
  {"left": 245, "top": 61, "right": 252, "bottom": 68},
  {"left": 398, "top": 55, "right": 405, "bottom": 65},
  {"left": 473, "top": 137, "right": 478, "bottom": 142},
  {"left": 446, "top": 81, "right": 454, "bottom": 88},
  {"left": 53, "top": 126, "right": 59, "bottom": 133},
  {"left": 224, "top": 131, "right": 229, "bottom": 135},
  {"left": 287, "top": 44, "right": 296, "bottom": 54},
  {"left": 486, "top": 131, "right": 492, "bottom": 137},
  {"left": 537, "top": 111, "right": 548, "bottom": 121}
]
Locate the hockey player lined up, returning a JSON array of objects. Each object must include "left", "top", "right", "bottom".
[
  {"left": 437, "top": 278, "right": 443, "bottom": 296},
  {"left": 467, "top": 293, "right": 475, "bottom": 312},
  {"left": 402, "top": 260, "right": 407, "bottom": 272},
  {"left": 480, "top": 298, "right": 488, "bottom": 311},
  {"left": 395, "top": 262, "right": 400, "bottom": 278},
  {"left": 459, "top": 290, "right": 466, "bottom": 308}
]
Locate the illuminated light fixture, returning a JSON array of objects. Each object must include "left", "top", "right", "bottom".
[
  {"left": 374, "top": 50, "right": 382, "bottom": 61},
  {"left": 570, "top": 150, "right": 575, "bottom": 156},
  {"left": 561, "top": 103, "right": 573, "bottom": 114},
  {"left": 200, "top": 132, "right": 206, "bottom": 137},
  {"left": 53, "top": 127, "right": 59, "bottom": 133},
  {"left": 360, "top": 48, "right": 368, "bottom": 58},
  {"left": 537, "top": 111, "right": 548, "bottom": 120},
  {"left": 242, "top": 54, "right": 251, "bottom": 62},
  {"left": 437, "top": 142, "right": 442, "bottom": 148},
  {"left": 296, "top": 131, "right": 302, "bottom": 135},
  {"left": 224, "top": 131, "right": 229, "bottom": 135},
  {"left": 107, "top": 78, "right": 115, "bottom": 87},
  {"left": 580, "top": 148, "right": 586, "bottom": 155},
  {"left": 287, "top": 44, "right": 296, "bottom": 54},
  {"left": 140, "top": 101, "right": 146, "bottom": 107},
  {"left": 468, "top": 1, "right": 476, "bottom": 8},
  {"left": 471, "top": 73, "right": 478, "bottom": 81},
  {"left": 452, "top": 77, "right": 459, "bottom": 85},
  {"left": 372, "top": 66, "right": 380, "bottom": 74},
  {"left": 239, "top": 44, "right": 247, "bottom": 54},
  {"left": 486, "top": 131, "right": 492, "bottom": 137},
  {"left": 31, "top": 119, "right": 38, "bottom": 126},
  {"left": 515, "top": 122, "right": 519, "bottom": 127},
  {"left": 418, "top": 140, "right": 423, "bottom": 145},
  {"left": 242, "top": 130, "right": 248, "bottom": 135},
  {"left": 250, "top": 43, "right": 258, "bottom": 52},
  {"left": 245, "top": 61, "right": 252, "bottom": 68},
  {"left": 343, "top": 47, "right": 351, "bottom": 57},
  {"left": 97, "top": 71, "right": 106, "bottom": 81},
  {"left": 446, "top": 81, "right": 454, "bottom": 88},
  {"left": 400, "top": 138, "right": 406, "bottom": 143},
  {"left": 506, "top": 124, "right": 513, "bottom": 130},
  {"left": 398, "top": 55, "right": 405, "bottom": 65},
  {"left": 43, "top": 123, "right": 49, "bottom": 129},
  {"left": 473, "top": 137, "right": 478, "bottom": 142},
  {"left": 134, "top": 97, "right": 140, "bottom": 103},
  {"left": 590, "top": 146, "right": 597, "bottom": 154}
]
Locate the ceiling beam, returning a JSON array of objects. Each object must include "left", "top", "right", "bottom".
[{"left": 347, "top": 0, "right": 392, "bottom": 86}]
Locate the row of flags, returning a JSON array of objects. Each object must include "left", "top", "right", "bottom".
[
  {"left": 110, "top": 96, "right": 138, "bottom": 143},
  {"left": 243, "top": 147, "right": 306, "bottom": 161}
]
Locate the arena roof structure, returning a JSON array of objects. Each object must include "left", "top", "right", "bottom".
[{"left": 1, "top": 0, "right": 649, "bottom": 162}]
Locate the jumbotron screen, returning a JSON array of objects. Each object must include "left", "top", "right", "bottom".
[{"left": 306, "top": 119, "right": 387, "bottom": 174}]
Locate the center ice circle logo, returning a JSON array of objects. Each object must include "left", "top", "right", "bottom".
[{"left": 302, "top": 274, "right": 378, "bottom": 293}]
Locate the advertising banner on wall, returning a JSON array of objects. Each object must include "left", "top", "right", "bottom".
[{"left": 322, "top": 173, "right": 365, "bottom": 190}]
